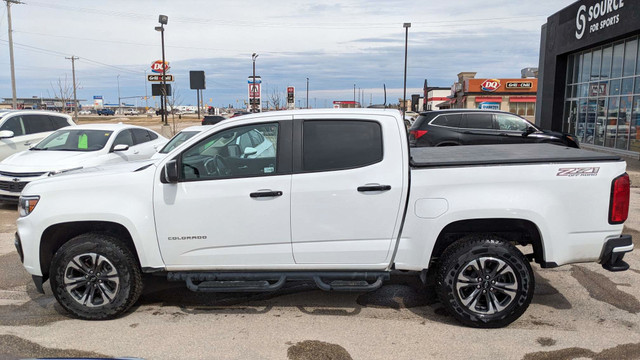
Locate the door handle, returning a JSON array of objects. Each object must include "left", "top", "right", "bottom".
[
  {"left": 250, "top": 190, "right": 283, "bottom": 198},
  {"left": 134, "top": 151, "right": 140, "bottom": 154},
  {"left": 357, "top": 185, "right": 391, "bottom": 192},
  {"left": 23, "top": 142, "right": 31, "bottom": 146}
]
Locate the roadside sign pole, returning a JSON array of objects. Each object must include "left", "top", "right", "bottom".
[{"left": 196, "top": 89, "right": 200, "bottom": 118}]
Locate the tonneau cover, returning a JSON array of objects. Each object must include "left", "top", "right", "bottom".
[{"left": 410, "top": 144, "right": 622, "bottom": 168}]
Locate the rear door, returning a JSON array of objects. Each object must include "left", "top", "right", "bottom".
[
  {"left": 459, "top": 113, "right": 501, "bottom": 145},
  {"left": 290, "top": 115, "right": 405, "bottom": 265}
]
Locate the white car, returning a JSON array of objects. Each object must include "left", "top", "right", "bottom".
[
  {"left": 0, "top": 110, "right": 75, "bottom": 161},
  {"left": 78, "top": 110, "right": 92, "bottom": 115},
  {"left": 124, "top": 109, "right": 140, "bottom": 116},
  {"left": 0, "top": 123, "right": 167, "bottom": 202}
]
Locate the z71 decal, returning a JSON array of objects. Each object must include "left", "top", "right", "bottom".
[{"left": 556, "top": 167, "right": 600, "bottom": 177}]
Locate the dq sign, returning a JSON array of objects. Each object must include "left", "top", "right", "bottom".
[
  {"left": 481, "top": 79, "right": 501, "bottom": 92},
  {"left": 151, "top": 60, "right": 170, "bottom": 74}
]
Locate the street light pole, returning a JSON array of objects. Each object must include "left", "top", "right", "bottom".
[
  {"left": 306, "top": 77, "right": 309, "bottom": 109},
  {"left": 156, "top": 15, "right": 168, "bottom": 126},
  {"left": 402, "top": 22, "right": 411, "bottom": 121},
  {"left": 251, "top": 53, "right": 258, "bottom": 113},
  {"left": 117, "top": 74, "right": 121, "bottom": 115},
  {"left": 5, "top": 0, "right": 22, "bottom": 109},
  {"left": 65, "top": 55, "right": 79, "bottom": 120}
]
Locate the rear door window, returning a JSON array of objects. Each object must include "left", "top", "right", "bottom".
[
  {"left": 49, "top": 115, "right": 71, "bottom": 129},
  {"left": 0, "top": 116, "right": 25, "bottom": 136},
  {"left": 132, "top": 128, "right": 152, "bottom": 145},
  {"left": 431, "top": 114, "right": 462, "bottom": 128},
  {"left": 461, "top": 113, "right": 495, "bottom": 129},
  {"left": 23, "top": 115, "right": 54, "bottom": 134},
  {"left": 302, "top": 120, "right": 382, "bottom": 172}
]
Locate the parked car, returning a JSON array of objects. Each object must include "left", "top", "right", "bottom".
[
  {"left": 201, "top": 115, "right": 226, "bottom": 125},
  {"left": 78, "top": 110, "right": 92, "bottom": 115},
  {"left": 230, "top": 111, "right": 251, "bottom": 118},
  {"left": 408, "top": 109, "right": 580, "bottom": 148},
  {"left": 151, "top": 126, "right": 207, "bottom": 160},
  {"left": 124, "top": 109, "right": 139, "bottom": 116},
  {"left": 0, "top": 124, "right": 167, "bottom": 202},
  {"left": 97, "top": 109, "right": 115, "bottom": 116},
  {"left": 0, "top": 110, "right": 75, "bottom": 161},
  {"left": 14, "top": 109, "right": 631, "bottom": 328}
]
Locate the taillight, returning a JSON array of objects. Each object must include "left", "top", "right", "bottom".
[
  {"left": 410, "top": 130, "right": 428, "bottom": 139},
  {"left": 609, "top": 173, "right": 630, "bottom": 224}
]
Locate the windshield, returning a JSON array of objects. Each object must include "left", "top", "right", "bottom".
[
  {"left": 158, "top": 130, "right": 199, "bottom": 154},
  {"left": 33, "top": 129, "right": 113, "bottom": 151}
]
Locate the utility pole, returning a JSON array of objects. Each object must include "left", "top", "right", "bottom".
[
  {"left": 306, "top": 77, "right": 309, "bottom": 109},
  {"left": 65, "top": 56, "right": 79, "bottom": 121},
  {"left": 5, "top": 0, "right": 23, "bottom": 109}
]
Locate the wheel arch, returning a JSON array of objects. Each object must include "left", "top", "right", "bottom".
[
  {"left": 429, "top": 218, "right": 545, "bottom": 267},
  {"left": 40, "top": 221, "right": 140, "bottom": 280}
]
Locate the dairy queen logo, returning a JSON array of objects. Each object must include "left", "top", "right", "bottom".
[{"left": 481, "top": 79, "right": 501, "bottom": 92}]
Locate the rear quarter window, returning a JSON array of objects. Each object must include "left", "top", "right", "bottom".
[
  {"left": 431, "top": 114, "right": 462, "bottom": 128},
  {"left": 461, "top": 113, "right": 495, "bottom": 129},
  {"left": 49, "top": 115, "right": 72, "bottom": 129},
  {"left": 302, "top": 120, "right": 382, "bottom": 172}
]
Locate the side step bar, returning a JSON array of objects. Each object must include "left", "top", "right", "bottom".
[{"left": 167, "top": 271, "right": 390, "bottom": 293}]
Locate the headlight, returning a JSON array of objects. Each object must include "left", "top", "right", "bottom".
[
  {"left": 19, "top": 196, "right": 40, "bottom": 217},
  {"left": 48, "top": 167, "right": 83, "bottom": 176}
]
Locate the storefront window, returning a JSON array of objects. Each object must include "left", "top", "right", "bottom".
[
  {"left": 591, "top": 49, "right": 602, "bottom": 80},
  {"left": 564, "top": 35, "right": 640, "bottom": 152},
  {"left": 582, "top": 51, "right": 592, "bottom": 82},
  {"left": 630, "top": 96, "right": 640, "bottom": 153},
  {"left": 611, "top": 43, "right": 624, "bottom": 78},
  {"left": 622, "top": 78, "right": 634, "bottom": 95},
  {"left": 623, "top": 39, "right": 637, "bottom": 77},
  {"left": 601, "top": 46, "right": 613, "bottom": 79}
]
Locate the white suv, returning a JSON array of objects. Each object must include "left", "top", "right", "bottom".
[{"left": 0, "top": 110, "right": 75, "bottom": 161}]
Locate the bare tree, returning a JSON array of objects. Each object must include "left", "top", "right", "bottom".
[
  {"left": 268, "top": 88, "right": 284, "bottom": 110},
  {"left": 49, "top": 74, "right": 79, "bottom": 113},
  {"left": 165, "top": 87, "right": 183, "bottom": 135}
]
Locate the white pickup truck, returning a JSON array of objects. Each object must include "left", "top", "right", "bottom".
[{"left": 14, "top": 109, "right": 632, "bottom": 328}]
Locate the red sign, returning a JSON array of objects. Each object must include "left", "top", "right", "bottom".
[
  {"left": 287, "top": 87, "right": 294, "bottom": 94},
  {"left": 151, "top": 60, "right": 170, "bottom": 74},
  {"left": 249, "top": 83, "right": 261, "bottom": 98},
  {"left": 481, "top": 79, "right": 501, "bottom": 92}
]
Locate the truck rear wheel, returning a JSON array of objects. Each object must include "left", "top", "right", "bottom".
[
  {"left": 436, "top": 235, "right": 534, "bottom": 328},
  {"left": 49, "top": 233, "right": 142, "bottom": 320}
]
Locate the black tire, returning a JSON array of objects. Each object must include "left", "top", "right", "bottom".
[
  {"left": 436, "top": 235, "right": 534, "bottom": 328},
  {"left": 49, "top": 233, "right": 143, "bottom": 320}
]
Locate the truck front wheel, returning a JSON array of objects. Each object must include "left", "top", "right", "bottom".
[
  {"left": 49, "top": 233, "right": 143, "bottom": 320},
  {"left": 436, "top": 235, "right": 534, "bottom": 328}
]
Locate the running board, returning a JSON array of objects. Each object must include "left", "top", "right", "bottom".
[{"left": 167, "top": 271, "right": 389, "bottom": 293}]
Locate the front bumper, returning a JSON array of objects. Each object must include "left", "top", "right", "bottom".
[{"left": 600, "top": 234, "right": 633, "bottom": 272}]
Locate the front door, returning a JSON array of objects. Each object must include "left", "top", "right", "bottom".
[
  {"left": 154, "top": 120, "right": 293, "bottom": 268},
  {"left": 290, "top": 116, "right": 405, "bottom": 265}
]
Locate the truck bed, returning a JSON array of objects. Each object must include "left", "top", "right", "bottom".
[{"left": 410, "top": 144, "right": 622, "bottom": 168}]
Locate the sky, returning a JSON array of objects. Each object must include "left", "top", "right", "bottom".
[{"left": 0, "top": 0, "right": 576, "bottom": 109}]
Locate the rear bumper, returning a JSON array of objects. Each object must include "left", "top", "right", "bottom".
[{"left": 600, "top": 234, "right": 633, "bottom": 272}]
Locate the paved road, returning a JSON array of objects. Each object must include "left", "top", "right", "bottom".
[{"left": 0, "top": 173, "right": 638, "bottom": 359}]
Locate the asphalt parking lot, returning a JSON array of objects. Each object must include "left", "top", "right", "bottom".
[{"left": 0, "top": 139, "right": 638, "bottom": 359}]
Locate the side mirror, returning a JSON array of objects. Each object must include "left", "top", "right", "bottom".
[
  {"left": 523, "top": 126, "right": 536, "bottom": 137},
  {"left": 163, "top": 159, "right": 179, "bottom": 183},
  {"left": 0, "top": 130, "right": 15, "bottom": 139},
  {"left": 243, "top": 147, "right": 258, "bottom": 157},
  {"left": 113, "top": 144, "right": 129, "bottom": 152}
]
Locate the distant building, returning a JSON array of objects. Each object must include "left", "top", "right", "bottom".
[
  {"left": 0, "top": 96, "right": 84, "bottom": 111},
  {"left": 425, "top": 87, "right": 450, "bottom": 111},
  {"left": 333, "top": 101, "right": 360, "bottom": 108},
  {"left": 437, "top": 71, "right": 538, "bottom": 122}
]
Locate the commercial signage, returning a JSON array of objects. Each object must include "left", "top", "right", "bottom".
[
  {"left": 247, "top": 76, "right": 261, "bottom": 112},
  {"left": 467, "top": 78, "right": 538, "bottom": 93},
  {"left": 589, "top": 83, "right": 607, "bottom": 96},
  {"left": 151, "top": 60, "right": 170, "bottom": 74},
  {"left": 506, "top": 81, "right": 533, "bottom": 89},
  {"left": 147, "top": 74, "right": 174, "bottom": 82},
  {"left": 93, "top": 95, "right": 103, "bottom": 99},
  {"left": 575, "top": 0, "right": 625, "bottom": 40},
  {"left": 480, "top": 79, "right": 501, "bottom": 92},
  {"left": 287, "top": 86, "right": 295, "bottom": 105}
]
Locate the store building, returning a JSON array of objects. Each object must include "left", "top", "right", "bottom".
[
  {"left": 538, "top": 0, "right": 640, "bottom": 156},
  {"left": 437, "top": 72, "right": 538, "bottom": 122},
  {"left": 424, "top": 87, "right": 450, "bottom": 111},
  {"left": 1, "top": 97, "right": 84, "bottom": 111}
]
